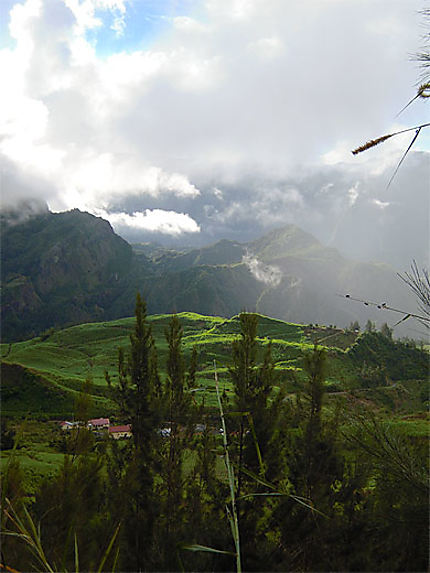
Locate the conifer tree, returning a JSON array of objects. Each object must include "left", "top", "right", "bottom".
[
  {"left": 229, "top": 313, "right": 287, "bottom": 570},
  {"left": 229, "top": 313, "right": 259, "bottom": 498},
  {"left": 186, "top": 345, "right": 198, "bottom": 390},
  {"left": 68, "top": 375, "right": 94, "bottom": 458},
  {"left": 158, "top": 315, "right": 193, "bottom": 569},
  {"left": 165, "top": 315, "right": 187, "bottom": 517},
  {"left": 274, "top": 345, "right": 346, "bottom": 571},
  {"left": 229, "top": 314, "right": 285, "bottom": 485},
  {"left": 380, "top": 322, "right": 393, "bottom": 339},
  {"left": 107, "top": 293, "right": 160, "bottom": 571},
  {"left": 303, "top": 345, "right": 326, "bottom": 456},
  {"left": 30, "top": 375, "right": 109, "bottom": 571}
]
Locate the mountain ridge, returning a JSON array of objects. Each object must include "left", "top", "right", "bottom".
[{"left": 1, "top": 209, "right": 419, "bottom": 341}]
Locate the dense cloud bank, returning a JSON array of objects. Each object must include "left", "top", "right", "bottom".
[
  {"left": 107, "top": 152, "right": 429, "bottom": 271},
  {"left": 0, "top": 0, "right": 428, "bottom": 270}
]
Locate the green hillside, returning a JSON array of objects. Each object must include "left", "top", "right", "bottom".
[
  {"left": 1, "top": 313, "right": 305, "bottom": 416},
  {"left": 2, "top": 312, "right": 428, "bottom": 418},
  {"left": 1, "top": 310, "right": 428, "bottom": 572}
]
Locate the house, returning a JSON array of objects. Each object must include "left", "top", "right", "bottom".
[
  {"left": 59, "top": 420, "right": 78, "bottom": 431},
  {"left": 109, "top": 424, "right": 132, "bottom": 440},
  {"left": 87, "top": 418, "right": 110, "bottom": 431}
]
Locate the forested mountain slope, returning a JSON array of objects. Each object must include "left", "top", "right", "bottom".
[{"left": 1, "top": 209, "right": 419, "bottom": 341}]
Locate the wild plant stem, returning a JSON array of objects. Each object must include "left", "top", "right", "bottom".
[{"left": 214, "top": 361, "right": 242, "bottom": 573}]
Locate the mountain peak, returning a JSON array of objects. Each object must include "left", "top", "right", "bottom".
[{"left": 248, "top": 224, "right": 321, "bottom": 260}]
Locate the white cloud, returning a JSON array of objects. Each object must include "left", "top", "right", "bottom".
[
  {"left": 64, "top": 0, "right": 127, "bottom": 36},
  {"left": 372, "top": 198, "right": 390, "bottom": 210},
  {"left": 212, "top": 187, "right": 224, "bottom": 199},
  {"left": 99, "top": 208, "right": 201, "bottom": 235},
  {"left": 206, "top": 0, "right": 257, "bottom": 21},
  {"left": 319, "top": 182, "right": 334, "bottom": 194},
  {"left": 248, "top": 36, "right": 284, "bottom": 60},
  {"left": 49, "top": 158, "right": 200, "bottom": 212},
  {"left": 173, "top": 16, "right": 206, "bottom": 34},
  {"left": 283, "top": 187, "right": 304, "bottom": 207},
  {"left": 0, "top": 0, "right": 427, "bottom": 260},
  {"left": 347, "top": 184, "right": 359, "bottom": 206},
  {"left": 243, "top": 252, "right": 283, "bottom": 287}
]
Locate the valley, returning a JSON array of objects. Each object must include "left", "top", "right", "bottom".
[
  {"left": 2, "top": 311, "right": 428, "bottom": 489},
  {"left": 1, "top": 209, "right": 420, "bottom": 342},
  {"left": 1, "top": 210, "right": 429, "bottom": 572}
]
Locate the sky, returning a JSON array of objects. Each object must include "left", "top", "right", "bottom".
[{"left": 0, "top": 0, "right": 429, "bottom": 269}]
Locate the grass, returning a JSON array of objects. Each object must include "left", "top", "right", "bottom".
[
  {"left": 2, "top": 311, "right": 428, "bottom": 415},
  {"left": 214, "top": 362, "right": 241, "bottom": 572},
  {"left": 2, "top": 496, "right": 121, "bottom": 572},
  {"left": 391, "top": 418, "right": 429, "bottom": 438},
  {"left": 1, "top": 313, "right": 331, "bottom": 415},
  {"left": 1, "top": 450, "right": 66, "bottom": 494},
  {"left": 0, "top": 421, "right": 67, "bottom": 493},
  {"left": 1, "top": 312, "right": 428, "bottom": 520}
]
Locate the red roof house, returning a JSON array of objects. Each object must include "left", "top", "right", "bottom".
[
  {"left": 109, "top": 424, "right": 132, "bottom": 439},
  {"left": 87, "top": 418, "right": 110, "bottom": 431}
]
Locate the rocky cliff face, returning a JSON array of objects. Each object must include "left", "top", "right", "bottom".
[{"left": 1, "top": 209, "right": 134, "bottom": 340}]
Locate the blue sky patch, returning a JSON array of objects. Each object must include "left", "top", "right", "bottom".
[
  {"left": 0, "top": 0, "right": 200, "bottom": 53},
  {"left": 84, "top": 0, "right": 200, "bottom": 56}
]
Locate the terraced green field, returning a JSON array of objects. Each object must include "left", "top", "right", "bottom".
[
  {"left": 2, "top": 312, "right": 429, "bottom": 418},
  {"left": 2, "top": 312, "right": 351, "bottom": 416},
  {"left": 1, "top": 312, "right": 428, "bottom": 490}
]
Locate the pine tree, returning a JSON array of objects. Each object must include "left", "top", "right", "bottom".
[
  {"left": 349, "top": 320, "right": 360, "bottom": 332},
  {"left": 380, "top": 322, "right": 393, "bottom": 339},
  {"left": 158, "top": 315, "right": 193, "bottom": 569},
  {"left": 165, "top": 315, "right": 187, "bottom": 517},
  {"left": 274, "top": 345, "right": 346, "bottom": 571},
  {"left": 229, "top": 313, "right": 259, "bottom": 498},
  {"left": 27, "top": 374, "right": 110, "bottom": 570},
  {"left": 186, "top": 345, "right": 198, "bottom": 390},
  {"left": 229, "top": 313, "right": 288, "bottom": 570},
  {"left": 32, "top": 455, "right": 108, "bottom": 570},
  {"left": 229, "top": 314, "right": 285, "bottom": 484},
  {"left": 68, "top": 375, "right": 94, "bottom": 458},
  {"left": 303, "top": 345, "right": 326, "bottom": 455},
  {"left": 107, "top": 293, "right": 160, "bottom": 571}
]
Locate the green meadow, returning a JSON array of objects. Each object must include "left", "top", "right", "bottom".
[
  {"left": 1, "top": 312, "right": 347, "bottom": 417},
  {"left": 2, "top": 312, "right": 428, "bottom": 417},
  {"left": 2, "top": 312, "right": 428, "bottom": 488}
]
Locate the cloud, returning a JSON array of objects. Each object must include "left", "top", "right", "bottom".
[
  {"left": 243, "top": 252, "right": 283, "bottom": 287},
  {"left": 347, "top": 184, "right": 359, "bottom": 207},
  {"left": 0, "top": 0, "right": 428, "bottom": 255},
  {"left": 0, "top": 152, "right": 56, "bottom": 209},
  {"left": 248, "top": 36, "right": 284, "bottom": 60},
  {"left": 64, "top": 0, "right": 127, "bottom": 37},
  {"left": 98, "top": 208, "right": 201, "bottom": 236},
  {"left": 52, "top": 158, "right": 200, "bottom": 211},
  {"left": 372, "top": 198, "right": 390, "bottom": 210}
]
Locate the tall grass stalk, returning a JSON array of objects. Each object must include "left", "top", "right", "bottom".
[
  {"left": 1, "top": 498, "right": 121, "bottom": 573},
  {"left": 214, "top": 360, "right": 242, "bottom": 573},
  {"left": 2, "top": 499, "right": 55, "bottom": 573}
]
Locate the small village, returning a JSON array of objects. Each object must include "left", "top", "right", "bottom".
[
  {"left": 59, "top": 418, "right": 132, "bottom": 440},
  {"left": 58, "top": 418, "right": 225, "bottom": 439}
]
